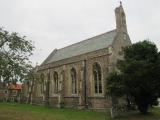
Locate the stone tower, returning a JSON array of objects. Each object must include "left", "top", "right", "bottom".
[{"left": 115, "top": 2, "right": 128, "bottom": 33}]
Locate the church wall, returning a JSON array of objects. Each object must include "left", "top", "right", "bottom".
[
  {"left": 32, "top": 97, "right": 43, "bottom": 105},
  {"left": 86, "top": 54, "right": 112, "bottom": 109},
  {"left": 38, "top": 47, "right": 110, "bottom": 71},
  {"left": 32, "top": 47, "right": 113, "bottom": 109},
  {"left": 49, "top": 97, "right": 58, "bottom": 107},
  {"left": 31, "top": 32, "right": 131, "bottom": 110},
  {"left": 109, "top": 32, "right": 131, "bottom": 72},
  {"left": 28, "top": 4, "right": 133, "bottom": 111}
]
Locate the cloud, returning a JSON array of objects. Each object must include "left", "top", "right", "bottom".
[{"left": 0, "top": 0, "right": 159, "bottom": 66}]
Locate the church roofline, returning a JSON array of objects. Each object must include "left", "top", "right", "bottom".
[
  {"left": 41, "top": 29, "right": 117, "bottom": 65},
  {"left": 41, "top": 3, "right": 129, "bottom": 65},
  {"left": 57, "top": 29, "right": 116, "bottom": 51}
]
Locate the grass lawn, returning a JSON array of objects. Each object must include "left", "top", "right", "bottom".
[
  {"left": 114, "top": 107, "right": 160, "bottom": 120},
  {"left": 0, "top": 103, "right": 107, "bottom": 120},
  {"left": 0, "top": 103, "right": 159, "bottom": 120}
]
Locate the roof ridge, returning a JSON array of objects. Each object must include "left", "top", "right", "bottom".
[{"left": 57, "top": 29, "right": 116, "bottom": 51}]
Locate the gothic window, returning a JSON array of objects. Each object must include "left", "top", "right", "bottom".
[
  {"left": 45, "top": 73, "right": 50, "bottom": 94},
  {"left": 53, "top": 72, "right": 58, "bottom": 94},
  {"left": 50, "top": 78, "right": 53, "bottom": 94},
  {"left": 60, "top": 71, "right": 64, "bottom": 91},
  {"left": 93, "top": 62, "right": 102, "bottom": 94},
  {"left": 40, "top": 74, "right": 45, "bottom": 94},
  {"left": 71, "top": 68, "right": 77, "bottom": 94}
]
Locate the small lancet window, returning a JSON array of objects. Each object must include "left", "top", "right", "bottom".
[
  {"left": 93, "top": 62, "right": 102, "bottom": 94},
  {"left": 53, "top": 72, "right": 58, "bottom": 93},
  {"left": 71, "top": 68, "right": 77, "bottom": 94},
  {"left": 40, "top": 74, "right": 45, "bottom": 94}
]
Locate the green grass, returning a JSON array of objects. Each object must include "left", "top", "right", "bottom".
[
  {"left": 0, "top": 103, "right": 159, "bottom": 120},
  {"left": 114, "top": 107, "right": 160, "bottom": 120},
  {"left": 0, "top": 103, "right": 107, "bottom": 120}
]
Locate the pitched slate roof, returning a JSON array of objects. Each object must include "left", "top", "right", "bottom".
[{"left": 42, "top": 29, "right": 117, "bottom": 64}]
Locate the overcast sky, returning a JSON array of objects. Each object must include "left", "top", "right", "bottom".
[{"left": 0, "top": 0, "right": 159, "bottom": 66}]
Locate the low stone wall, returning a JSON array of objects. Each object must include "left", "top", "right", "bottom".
[
  {"left": 63, "top": 96, "right": 79, "bottom": 108},
  {"left": 31, "top": 96, "right": 111, "bottom": 111},
  {"left": 49, "top": 97, "right": 58, "bottom": 107},
  {"left": 32, "top": 97, "right": 43, "bottom": 105},
  {"left": 87, "top": 97, "right": 112, "bottom": 110}
]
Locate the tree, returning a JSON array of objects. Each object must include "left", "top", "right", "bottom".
[
  {"left": 107, "top": 40, "right": 160, "bottom": 114},
  {"left": 25, "top": 66, "right": 38, "bottom": 104},
  {"left": 0, "top": 27, "right": 34, "bottom": 84}
]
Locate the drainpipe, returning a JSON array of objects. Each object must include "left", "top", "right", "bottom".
[{"left": 83, "top": 60, "right": 87, "bottom": 108}]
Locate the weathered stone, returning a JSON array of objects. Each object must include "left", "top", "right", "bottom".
[{"left": 29, "top": 4, "right": 131, "bottom": 110}]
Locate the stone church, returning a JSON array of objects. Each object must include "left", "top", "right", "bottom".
[{"left": 31, "top": 4, "right": 131, "bottom": 110}]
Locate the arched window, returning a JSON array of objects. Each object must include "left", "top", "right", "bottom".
[
  {"left": 50, "top": 77, "right": 54, "bottom": 94},
  {"left": 71, "top": 68, "right": 77, "bottom": 94},
  {"left": 53, "top": 72, "right": 58, "bottom": 94},
  {"left": 46, "top": 73, "right": 50, "bottom": 94},
  {"left": 60, "top": 71, "right": 65, "bottom": 91},
  {"left": 93, "top": 62, "right": 102, "bottom": 94},
  {"left": 40, "top": 74, "right": 45, "bottom": 94}
]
